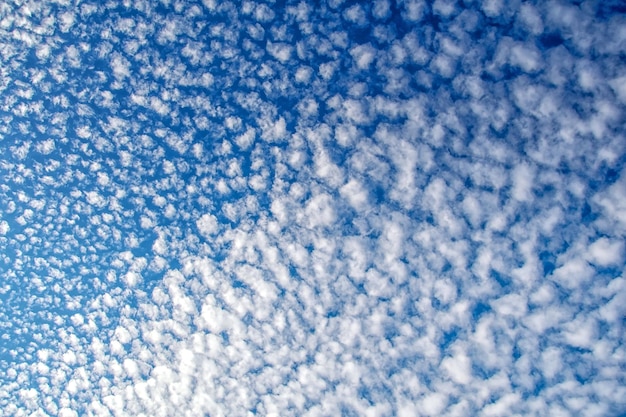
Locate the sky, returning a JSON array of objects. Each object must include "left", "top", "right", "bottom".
[{"left": 0, "top": 0, "right": 625, "bottom": 416}]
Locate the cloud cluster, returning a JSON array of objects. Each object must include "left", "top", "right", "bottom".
[{"left": 0, "top": 0, "right": 625, "bottom": 416}]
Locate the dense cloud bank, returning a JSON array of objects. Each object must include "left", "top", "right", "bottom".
[{"left": 1, "top": 0, "right": 625, "bottom": 416}]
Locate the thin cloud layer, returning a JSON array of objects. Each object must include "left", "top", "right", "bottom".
[{"left": 1, "top": 1, "right": 625, "bottom": 416}]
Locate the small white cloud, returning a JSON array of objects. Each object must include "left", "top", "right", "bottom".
[
  {"left": 225, "top": 116, "right": 242, "bottom": 131},
  {"left": 509, "top": 43, "right": 542, "bottom": 73},
  {"left": 343, "top": 99, "right": 370, "bottom": 125},
  {"left": 319, "top": 61, "right": 337, "bottom": 80},
  {"left": 372, "top": 0, "right": 391, "bottom": 19},
  {"left": 197, "top": 214, "right": 218, "bottom": 237},
  {"left": 441, "top": 346, "right": 472, "bottom": 384},
  {"left": 254, "top": 4, "right": 275, "bottom": 22},
  {"left": 340, "top": 179, "right": 369, "bottom": 211},
  {"left": 402, "top": 0, "right": 426, "bottom": 22},
  {"left": 86, "top": 191, "right": 106, "bottom": 207},
  {"left": 482, "top": 393, "right": 520, "bottom": 417},
  {"left": 433, "top": 0, "right": 458, "bottom": 18},
  {"left": 58, "top": 11, "right": 76, "bottom": 33},
  {"left": 297, "top": 97, "right": 319, "bottom": 118},
  {"left": 236, "top": 128, "right": 256, "bottom": 149},
  {"left": 140, "top": 215, "right": 155, "bottom": 229},
  {"left": 421, "top": 392, "right": 448, "bottom": 416},
  {"left": 609, "top": 75, "right": 626, "bottom": 104},
  {"left": 563, "top": 315, "right": 598, "bottom": 349},
  {"left": 430, "top": 54, "right": 456, "bottom": 78},
  {"left": 35, "top": 139, "right": 55, "bottom": 155},
  {"left": 350, "top": 43, "right": 376, "bottom": 70},
  {"left": 304, "top": 193, "right": 336, "bottom": 228},
  {"left": 58, "top": 408, "right": 78, "bottom": 417},
  {"left": 110, "top": 54, "right": 130, "bottom": 79},
  {"left": 123, "top": 271, "right": 140, "bottom": 287},
  {"left": 587, "top": 237, "right": 624, "bottom": 267},
  {"left": 153, "top": 235, "right": 168, "bottom": 255},
  {"left": 551, "top": 258, "right": 594, "bottom": 289},
  {"left": 150, "top": 96, "right": 170, "bottom": 116},
  {"left": 511, "top": 163, "right": 534, "bottom": 202},
  {"left": 518, "top": 3, "right": 543, "bottom": 35},
  {"left": 295, "top": 66, "right": 313, "bottom": 83},
  {"left": 482, "top": 0, "right": 503, "bottom": 18},
  {"left": 343, "top": 4, "right": 367, "bottom": 26},
  {"left": 260, "top": 116, "right": 287, "bottom": 142},
  {"left": 0, "top": 220, "right": 9, "bottom": 235},
  {"left": 267, "top": 42, "right": 292, "bottom": 63},
  {"left": 593, "top": 170, "right": 626, "bottom": 234},
  {"left": 490, "top": 293, "right": 527, "bottom": 318},
  {"left": 62, "top": 350, "right": 77, "bottom": 365}
]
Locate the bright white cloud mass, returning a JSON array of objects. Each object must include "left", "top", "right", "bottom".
[{"left": 1, "top": 1, "right": 625, "bottom": 416}]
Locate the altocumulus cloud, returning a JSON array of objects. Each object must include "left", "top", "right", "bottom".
[{"left": 1, "top": 0, "right": 625, "bottom": 416}]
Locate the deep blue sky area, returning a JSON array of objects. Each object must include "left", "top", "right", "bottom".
[{"left": 1, "top": 0, "right": 625, "bottom": 416}]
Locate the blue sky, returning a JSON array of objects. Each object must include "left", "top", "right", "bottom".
[{"left": 1, "top": 0, "right": 625, "bottom": 416}]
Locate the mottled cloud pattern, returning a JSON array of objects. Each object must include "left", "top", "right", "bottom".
[{"left": 1, "top": 1, "right": 625, "bottom": 416}]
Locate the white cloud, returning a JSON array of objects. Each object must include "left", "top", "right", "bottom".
[
  {"left": 518, "top": 3, "right": 543, "bottom": 35},
  {"left": 490, "top": 293, "right": 527, "bottom": 318},
  {"left": 431, "top": 54, "right": 456, "bottom": 78},
  {"left": 587, "top": 237, "right": 624, "bottom": 267},
  {"left": 609, "top": 75, "right": 626, "bottom": 103},
  {"left": 441, "top": 346, "right": 472, "bottom": 385},
  {"left": 343, "top": 4, "right": 367, "bottom": 26},
  {"left": 110, "top": 54, "right": 131, "bottom": 79},
  {"left": 235, "top": 127, "right": 256, "bottom": 149},
  {"left": 593, "top": 169, "right": 626, "bottom": 232},
  {"left": 0, "top": 220, "right": 9, "bottom": 235},
  {"left": 402, "top": 0, "right": 426, "bottom": 22},
  {"left": 196, "top": 213, "right": 218, "bottom": 237},
  {"left": 350, "top": 43, "right": 376, "bottom": 70},
  {"left": 421, "top": 392, "right": 448, "bottom": 416},
  {"left": 303, "top": 193, "right": 336, "bottom": 228},
  {"left": 563, "top": 315, "right": 598, "bottom": 349},
  {"left": 58, "top": 11, "right": 76, "bottom": 33},
  {"left": 482, "top": 393, "right": 520, "bottom": 417},
  {"left": 509, "top": 43, "right": 542, "bottom": 73},
  {"left": 58, "top": 408, "right": 78, "bottom": 417},
  {"left": 340, "top": 179, "right": 369, "bottom": 211},
  {"left": 342, "top": 98, "right": 371, "bottom": 125},
  {"left": 372, "top": 0, "right": 391, "bottom": 20},
  {"left": 267, "top": 42, "right": 293, "bottom": 63},
  {"left": 295, "top": 66, "right": 313, "bottom": 83},
  {"left": 481, "top": 0, "right": 503, "bottom": 18},
  {"left": 511, "top": 163, "right": 535, "bottom": 202},
  {"left": 259, "top": 116, "right": 287, "bottom": 142},
  {"left": 35, "top": 139, "right": 55, "bottom": 155}
]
